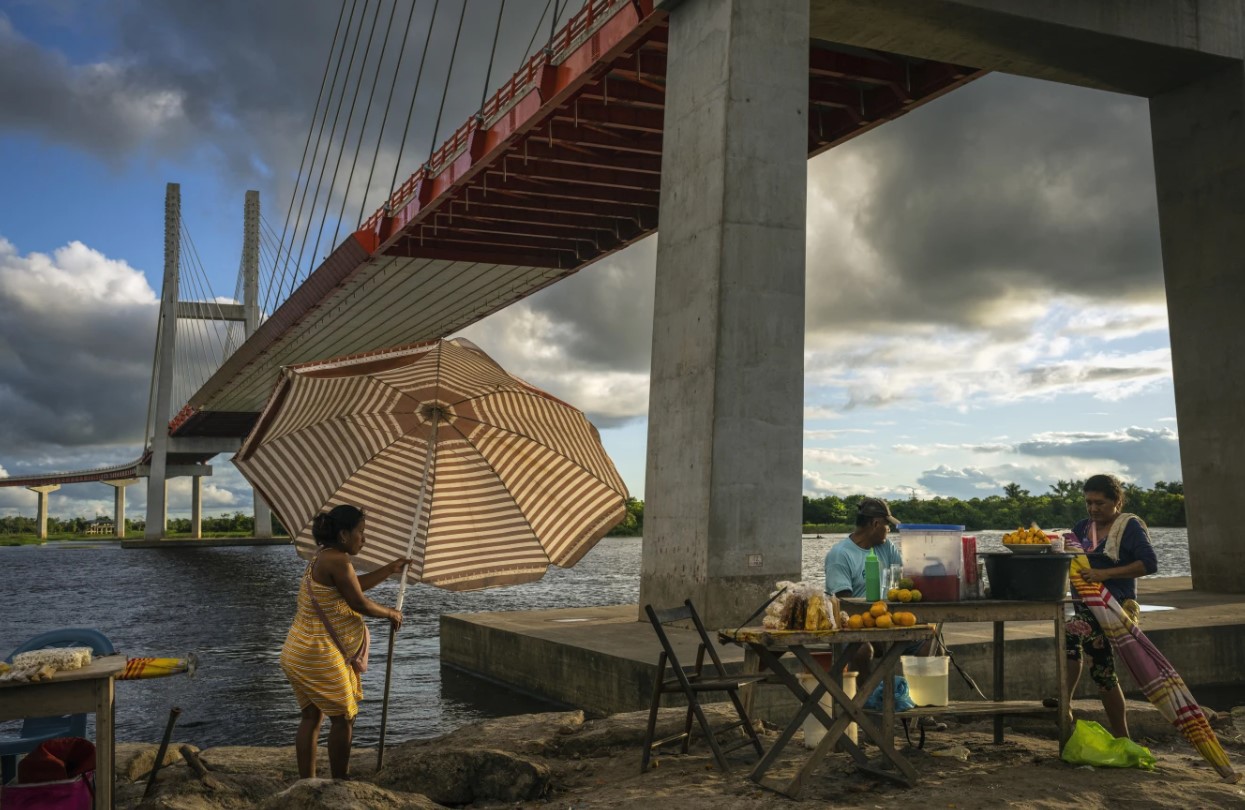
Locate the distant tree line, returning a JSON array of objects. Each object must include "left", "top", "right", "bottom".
[
  {"left": 0, "top": 512, "right": 290, "bottom": 536},
  {"left": 804, "top": 480, "right": 1186, "bottom": 531},
  {"left": 608, "top": 497, "right": 645, "bottom": 536}
]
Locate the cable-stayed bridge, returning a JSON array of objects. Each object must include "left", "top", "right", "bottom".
[{"left": 2, "top": 0, "right": 981, "bottom": 541}]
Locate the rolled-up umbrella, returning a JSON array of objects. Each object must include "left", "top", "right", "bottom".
[
  {"left": 233, "top": 337, "right": 628, "bottom": 765},
  {"left": 1069, "top": 555, "right": 1238, "bottom": 782}
]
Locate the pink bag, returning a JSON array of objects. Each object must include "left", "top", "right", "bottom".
[{"left": 1, "top": 775, "right": 94, "bottom": 810}]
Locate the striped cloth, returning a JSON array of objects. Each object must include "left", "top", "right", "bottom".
[
  {"left": 1069, "top": 554, "right": 1239, "bottom": 782},
  {"left": 279, "top": 563, "right": 366, "bottom": 718},
  {"left": 235, "top": 337, "right": 629, "bottom": 591}
]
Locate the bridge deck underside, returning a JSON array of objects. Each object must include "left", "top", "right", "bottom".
[{"left": 174, "top": 2, "right": 982, "bottom": 439}]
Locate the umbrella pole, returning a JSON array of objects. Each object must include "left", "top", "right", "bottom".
[{"left": 377, "top": 419, "right": 438, "bottom": 771}]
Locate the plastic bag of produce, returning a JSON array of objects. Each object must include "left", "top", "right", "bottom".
[
  {"left": 1061, "top": 719, "right": 1156, "bottom": 770},
  {"left": 862, "top": 675, "right": 916, "bottom": 712}
]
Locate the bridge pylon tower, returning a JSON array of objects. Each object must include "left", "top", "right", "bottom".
[{"left": 143, "top": 182, "right": 272, "bottom": 540}]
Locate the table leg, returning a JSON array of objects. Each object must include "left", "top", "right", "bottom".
[
  {"left": 95, "top": 676, "right": 115, "bottom": 810},
  {"left": 882, "top": 652, "right": 895, "bottom": 754},
  {"left": 993, "top": 620, "right": 1004, "bottom": 744},
  {"left": 739, "top": 646, "right": 760, "bottom": 720},
  {"left": 1055, "top": 607, "right": 1070, "bottom": 748},
  {"left": 748, "top": 646, "right": 815, "bottom": 784}
]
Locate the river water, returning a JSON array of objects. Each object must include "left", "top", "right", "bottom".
[{"left": 0, "top": 528, "right": 1192, "bottom": 748}]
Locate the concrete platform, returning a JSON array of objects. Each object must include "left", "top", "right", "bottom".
[
  {"left": 441, "top": 577, "right": 1245, "bottom": 722},
  {"left": 120, "top": 536, "right": 291, "bottom": 548}
]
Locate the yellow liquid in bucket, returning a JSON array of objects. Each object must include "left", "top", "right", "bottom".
[{"left": 906, "top": 672, "right": 949, "bottom": 707}]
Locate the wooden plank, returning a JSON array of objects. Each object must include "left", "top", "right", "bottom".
[
  {"left": 0, "top": 655, "right": 126, "bottom": 690},
  {"left": 841, "top": 598, "right": 1062, "bottom": 623},
  {"left": 863, "top": 700, "right": 1058, "bottom": 717},
  {"left": 726, "top": 625, "right": 934, "bottom": 647}
]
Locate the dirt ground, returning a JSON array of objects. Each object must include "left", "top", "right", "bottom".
[{"left": 530, "top": 715, "right": 1245, "bottom": 809}]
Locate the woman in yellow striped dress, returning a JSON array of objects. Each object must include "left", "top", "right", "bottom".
[{"left": 281, "top": 505, "right": 410, "bottom": 779}]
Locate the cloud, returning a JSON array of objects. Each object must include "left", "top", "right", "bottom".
[
  {"left": 0, "top": 238, "right": 157, "bottom": 452},
  {"left": 1015, "top": 426, "right": 1181, "bottom": 487},
  {"left": 804, "top": 448, "right": 876, "bottom": 467}
]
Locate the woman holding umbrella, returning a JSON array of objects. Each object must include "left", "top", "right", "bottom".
[{"left": 280, "top": 504, "right": 411, "bottom": 780}]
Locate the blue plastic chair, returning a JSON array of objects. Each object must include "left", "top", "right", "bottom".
[{"left": 1, "top": 629, "right": 115, "bottom": 784}]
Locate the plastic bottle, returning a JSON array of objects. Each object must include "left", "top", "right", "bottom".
[{"left": 864, "top": 549, "right": 881, "bottom": 601}]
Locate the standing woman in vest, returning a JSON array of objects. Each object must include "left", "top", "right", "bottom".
[
  {"left": 1064, "top": 474, "right": 1158, "bottom": 739},
  {"left": 281, "top": 505, "right": 411, "bottom": 779}
]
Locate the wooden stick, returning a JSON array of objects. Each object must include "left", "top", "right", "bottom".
[
  {"left": 179, "top": 745, "right": 224, "bottom": 791},
  {"left": 142, "top": 706, "right": 181, "bottom": 799},
  {"left": 377, "top": 626, "right": 397, "bottom": 771}
]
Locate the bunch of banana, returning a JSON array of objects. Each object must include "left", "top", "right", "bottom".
[{"left": 1003, "top": 525, "right": 1051, "bottom": 544}]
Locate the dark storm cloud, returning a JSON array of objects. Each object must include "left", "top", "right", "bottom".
[
  {"left": 807, "top": 73, "right": 1164, "bottom": 332},
  {"left": 1, "top": 1, "right": 570, "bottom": 216},
  {"left": 1015, "top": 427, "right": 1180, "bottom": 486},
  {"left": 0, "top": 240, "right": 156, "bottom": 453}
]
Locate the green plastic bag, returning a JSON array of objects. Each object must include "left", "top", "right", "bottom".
[{"left": 1061, "top": 719, "right": 1157, "bottom": 770}]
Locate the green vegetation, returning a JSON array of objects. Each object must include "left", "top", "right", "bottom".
[
  {"left": 803, "top": 480, "right": 1186, "bottom": 532},
  {"left": 0, "top": 512, "right": 290, "bottom": 545},
  {"left": 1, "top": 481, "right": 1185, "bottom": 545},
  {"left": 608, "top": 497, "right": 644, "bottom": 536}
]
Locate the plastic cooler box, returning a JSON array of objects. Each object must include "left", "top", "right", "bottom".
[{"left": 897, "top": 523, "right": 966, "bottom": 602}]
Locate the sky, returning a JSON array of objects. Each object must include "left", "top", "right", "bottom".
[{"left": 0, "top": 0, "right": 1183, "bottom": 522}]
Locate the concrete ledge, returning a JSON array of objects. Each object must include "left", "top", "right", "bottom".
[
  {"left": 121, "top": 536, "right": 291, "bottom": 549},
  {"left": 440, "top": 577, "right": 1245, "bottom": 724}
]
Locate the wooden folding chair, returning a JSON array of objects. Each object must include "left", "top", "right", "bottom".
[{"left": 640, "top": 599, "right": 767, "bottom": 773}]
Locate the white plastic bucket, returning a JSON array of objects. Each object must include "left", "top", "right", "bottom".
[
  {"left": 902, "top": 655, "right": 950, "bottom": 706},
  {"left": 796, "top": 670, "right": 857, "bottom": 748}
]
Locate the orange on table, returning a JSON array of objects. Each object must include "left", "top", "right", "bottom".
[
  {"left": 861, "top": 613, "right": 876, "bottom": 628},
  {"left": 847, "top": 614, "right": 865, "bottom": 630},
  {"left": 870, "top": 601, "right": 888, "bottom": 617},
  {"left": 897, "top": 589, "right": 913, "bottom": 603},
  {"left": 875, "top": 614, "right": 894, "bottom": 629}
]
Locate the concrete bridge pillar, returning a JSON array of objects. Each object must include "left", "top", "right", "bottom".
[
  {"left": 640, "top": 0, "right": 808, "bottom": 627},
  {"left": 191, "top": 476, "right": 202, "bottom": 539},
  {"left": 102, "top": 478, "right": 139, "bottom": 538},
  {"left": 1151, "top": 64, "right": 1245, "bottom": 592},
  {"left": 26, "top": 485, "right": 60, "bottom": 540}
]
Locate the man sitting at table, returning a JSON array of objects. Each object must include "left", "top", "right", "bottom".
[{"left": 825, "top": 498, "right": 941, "bottom": 727}]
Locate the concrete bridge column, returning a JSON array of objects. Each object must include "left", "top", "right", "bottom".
[
  {"left": 191, "top": 476, "right": 202, "bottom": 539},
  {"left": 254, "top": 496, "right": 273, "bottom": 538},
  {"left": 102, "top": 478, "right": 139, "bottom": 538},
  {"left": 1151, "top": 63, "right": 1245, "bottom": 592},
  {"left": 26, "top": 484, "right": 60, "bottom": 540},
  {"left": 639, "top": 0, "right": 808, "bottom": 627}
]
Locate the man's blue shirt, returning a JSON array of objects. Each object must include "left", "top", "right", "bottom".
[{"left": 824, "top": 536, "right": 903, "bottom": 598}]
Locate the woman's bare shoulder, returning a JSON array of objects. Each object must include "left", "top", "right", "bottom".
[{"left": 313, "top": 548, "right": 352, "bottom": 583}]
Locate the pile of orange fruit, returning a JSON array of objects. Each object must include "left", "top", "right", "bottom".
[{"left": 846, "top": 601, "right": 919, "bottom": 630}]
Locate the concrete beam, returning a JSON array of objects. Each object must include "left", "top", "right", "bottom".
[
  {"left": 26, "top": 484, "right": 60, "bottom": 540},
  {"left": 176, "top": 301, "right": 245, "bottom": 321},
  {"left": 640, "top": 0, "right": 807, "bottom": 627},
  {"left": 808, "top": 0, "right": 1241, "bottom": 96},
  {"left": 1150, "top": 62, "right": 1245, "bottom": 592},
  {"left": 102, "top": 478, "right": 139, "bottom": 539},
  {"left": 191, "top": 476, "right": 202, "bottom": 539},
  {"left": 166, "top": 436, "right": 240, "bottom": 454},
  {"left": 135, "top": 464, "right": 213, "bottom": 478}
]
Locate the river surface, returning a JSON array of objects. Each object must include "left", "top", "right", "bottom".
[{"left": 0, "top": 528, "right": 1192, "bottom": 747}]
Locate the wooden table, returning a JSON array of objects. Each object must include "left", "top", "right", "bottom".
[
  {"left": 842, "top": 598, "right": 1071, "bottom": 747},
  {"left": 0, "top": 655, "right": 126, "bottom": 809},
  {"left": 724, "top": 625, "right": 935, "bottom": 799}
]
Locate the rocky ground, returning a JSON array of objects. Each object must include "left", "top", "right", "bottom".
[{"left": 112, "top": 700, "right": 1245, "bottom": 809}]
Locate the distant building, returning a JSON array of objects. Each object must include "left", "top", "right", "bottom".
[{"left": 85, "top": 519, "right": 115, "bottom": 536}]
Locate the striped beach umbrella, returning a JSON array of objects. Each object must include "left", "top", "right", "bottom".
[{"left": 234, "top": 337, "right": 629, "bottom": 595}]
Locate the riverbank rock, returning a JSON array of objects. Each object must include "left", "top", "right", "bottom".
[
  {"left": 197, "top": 745, "right": 377, "bottom": 781},
  {"left": 557, "top": 704, "right": 744, "bottom": 758},
  {"left": 117, "top": 764, "right": 285, "bottom": 809},
  {"left": 115, "top": 742, "right": 199, "bottom": 782},
  {"left": 376, "top": 746, "right": 551, "bottom": 804},
  {"left": 259, "top": 778, "right": 445, "bottom": 809},
  {"left": 413, "top": 709, "right": 584, "bottom": 756}
]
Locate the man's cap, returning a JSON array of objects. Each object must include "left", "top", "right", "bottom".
[{"left": 857, "top": 497, "right": 899, "bottom": 526}]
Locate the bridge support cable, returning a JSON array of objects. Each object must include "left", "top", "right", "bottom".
[
  {"left": 480, "top": 0, "right": 507, "bottom": 111},
  {"left": 264, "top": 0, "right": 351, "bottom": 317},
  {"left": 293, "top": 0, "right": 374, "bottom": 296},
  {"left": 331, "top": 0, "right": 402, "bottom": 247},
  {"left": 387, "top": 0, "right": 442, "bottom": 202},
  {"left": 425, "top": 1, "right": 469, "bottom": 168},
  {"left": 358, "top": 0, "right": 421, "bottom": 228},
  {"left": 275, "top": 0, "right": 364, "bottom": 309},
  {"left": 311, "top": 0, "right": 386, "bottom": 274}
]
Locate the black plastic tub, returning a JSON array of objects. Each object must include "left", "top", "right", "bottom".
[{"left": 981, "top": 552, "right": 1073, "bottom": 601}]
